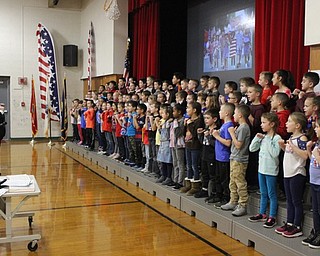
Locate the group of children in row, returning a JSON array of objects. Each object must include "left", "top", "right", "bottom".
[{"left": 70, "top": 70, "right": 320, "bottom": 249}]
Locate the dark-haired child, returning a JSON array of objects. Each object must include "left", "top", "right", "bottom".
[
  {"left": 84, "top": 100, "right": 95, "bottom": 150},
  {"left": 180, "top": 102, "right": 205, "bottom": 195},
  {"left": 195, "top": 108, "right": 220, "bottom": 199},
  {"left": 239, "top": 77, "right": 255, "bottom": 105},
  {"left": 125, "top": 101, "right": 138, "bottom": 167},
  {"left": 304, "top": 118, "right": 320, "bottom": 248},
  {"left": 247, "top": 84, "right": 266, "bottom": 191},
  {"left": 272, "top": 69, "right": 294, "bottom": 97},
  {"left": 114, "top": 102, "right": 126, "bottom": 160},
  {"left": 227, "top": 91, "right": 242, "bottom": 107},
  {"left": 133, "top": 103, "right": 147, "bottom": 169},
  {"left": 146, "top": 102, "right": 161, "bottom": 176},
  {"left": 304, "top": 96, "right": 320, "bottom": 142},
  {"left": 101, "top": 101, "right": 114, "bottom": 155},
  {"left": 170, "top": 103, "right": 186, "bottom": 190},
  {"left": 80, "top": 100, "right": 87, "bottom": 146},
  {"left": 258, "top": 71, "right": 275, "bottom": 107},
  {"left": 219, "top": 81, "right": 237, "bottom": 105},
  {"left": 294, "top": 72, "right": 319, "bottom": 113}
]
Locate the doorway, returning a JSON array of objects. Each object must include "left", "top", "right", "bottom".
[{"left": 0, "top": 77, "right": 10, "bottom": 140}]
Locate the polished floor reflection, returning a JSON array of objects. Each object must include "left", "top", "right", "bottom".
[{"left": 0, "top": 141, "right": 260, "bottom": 255}]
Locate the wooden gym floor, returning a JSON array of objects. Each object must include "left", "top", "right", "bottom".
[{"left": 0, "top": 141, "right": 260, "bottom": 256}]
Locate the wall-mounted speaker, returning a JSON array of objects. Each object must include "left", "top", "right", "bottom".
[{"left": 63, "top": 45, "right": 78, "bottom": 67}]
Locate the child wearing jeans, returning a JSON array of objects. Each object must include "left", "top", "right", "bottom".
[
  {"left": 180, "top": 102, "right": 205, "bottom": 195},
  {"left": 304, "top": 119, "right": 320, "bottom": 248},
  {"left": 170, "top": 103, "right": 186, "bottom": 190},
  {"left": 249, "top": 112, "right": 281, "bottom": 228},
  {"left": 275, "top": 112, "right": 308, "bottom": 237}
]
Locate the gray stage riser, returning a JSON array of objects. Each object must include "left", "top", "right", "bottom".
[
  {"left": 65, "top": 142, "right": 319, "bottom": 256},
  {"left": 180, "top": 196, "right": 233, "bottom": 236},
  {"left": 232, "top": 219, "right": 319, "bottom": 256}
]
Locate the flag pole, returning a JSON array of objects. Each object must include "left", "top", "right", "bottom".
[
  {"left": 62, "top": 72, "right": 67, "bottom": 149},
  {"left": 30, "top": 75, "right": 37, "bottom": 147},
  {"left": 47, "top": 74, "right": 54, "bottom": 147},
  {"left": 30, "top": 75, "right": 34, "bottom": 146},
  {"left": 30, "top": 93, "right": 35, "bottom": 146},
  {"left": 48, "top": 106, "right": 52, "bottom": 147}
]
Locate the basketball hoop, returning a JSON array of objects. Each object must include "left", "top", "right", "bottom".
[{"left": 104, "top": 0, "right": 120, "bottom": 20}]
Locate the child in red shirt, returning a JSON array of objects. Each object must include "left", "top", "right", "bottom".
[
  {"left": 84, "top": 100, "right": 95, "bottom": 150},
  {"left": 101, "top": 101, "right": 114, "bottom": 156},
  {"left": 259, "top": 71, "right": 277, "bottom": 109},
  {"left": 114, "top": 102, "right": 126, "bottom": 160}
]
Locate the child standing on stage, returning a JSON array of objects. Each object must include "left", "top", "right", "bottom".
[
  {"left": 211, "top": 103, "right": 234, "bottom": 207},
  {"left": 101, "top": 101, "right": 114, "bottom": 156},
  {"left": 196, "top": 108, "right": 220, "bottom": 200},
  {"left": 84, "top": 100, "right": 95, "bottom": 150},
  {"left": 156, "top": 104, "right": 174, "bottom": 185},
  {"left": 180, "top": 102, "right": 205, "bottom": 195},
  {"left": 248, "top": 112, "right": 281, "bottom": 228},
  {"left": 275, "top": 112, "right": 308, "bottom": 237},
  {"left": 133, "top": 103, "right": 147, "bottom": 169},
  {"left": 125, "top": 101, "right": 138, "bottom": 167},
  {"left": 170, "top": 103, "right": 186, "bottom": 190},
  {"left": 247, "top": 84, "right": 265, "bottom": 192},
  {"left": 304, "top": 119, "right": 320, "bottom": 248},
  {"left": 114, "top": 102, "right": 126, "bottom": 160},
  {"left": 80, "top": 99, "right": 87, "bottom": 146},
  {"left": 221, "top": 104, "right": 251, "bottom": 216},
  {"left": 70, "top": 99, "right": 80, "bottom": 142}
]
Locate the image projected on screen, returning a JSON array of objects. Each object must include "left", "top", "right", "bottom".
[{"left": 203, "top": 8, "right": 254, "bottom": 73}]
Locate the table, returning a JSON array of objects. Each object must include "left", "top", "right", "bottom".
[{"left": 0, "top": 175, "right": 41, "bottom": 251}]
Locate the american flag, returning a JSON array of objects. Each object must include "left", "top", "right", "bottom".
[
  {"left": 37, "top": 23, "right": 60, "bottom": 122},
  {"left": 123, "top": 38, "right": 131, "bottom": 86},
  {"left": 88, "top": 22, "right": 93, "bottom": 91}
]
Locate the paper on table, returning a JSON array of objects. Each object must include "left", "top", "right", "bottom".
[{"left": 3, "top": 174, "right": 32, "bottom": 187}]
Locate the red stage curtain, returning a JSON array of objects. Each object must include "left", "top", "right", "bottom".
[
  {"left": 255, "top": 0, "right": 309, "bottom": 89},
  {"left": 129, "top": 0, "right": 160, "bottom": 79}
]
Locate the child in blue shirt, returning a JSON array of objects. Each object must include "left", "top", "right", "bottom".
[
  {"left": 211, "top": 103, "right": 234, "bottom": 208},
  {"left": 125, "top": 100, "right": 138, "bottom": 167}
]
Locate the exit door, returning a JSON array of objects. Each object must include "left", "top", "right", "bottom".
[{"left": 0, "top": 77, "right": 10, "bottom": 140}]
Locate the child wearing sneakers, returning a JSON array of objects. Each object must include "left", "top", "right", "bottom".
[
  {"left": 221, "top": 104, "right": 251, "bottom": 217},
  {"left": 211, "top": 103, "right": 234, "bottom": 207},
  {"left": 304, "top": 119, "right": 320, "bottom": 248},
  {"left": 156, "top": 104, "right": 174, "bottom": 185},
  {"left": 196, "top": 108, "right": 221, "bottom": 200},
  {"left": 170, "top": 103, "right": 186, "bottom": 190},
  {"left": 248, "top": 112, "right": 281, "bottom": 228},
  {"left": 126, "top": 101, "right": 138, "bottom": 167},
  {"left": 132, "top": 103, "right": 147, "bottom": 169},
  {"left": 276, "top": 112, "right": 308, "bottom": 238}
]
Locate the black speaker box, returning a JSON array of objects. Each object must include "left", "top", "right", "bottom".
[{"left": 63, "top": 45, "right": 78, "bottom": 67}]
